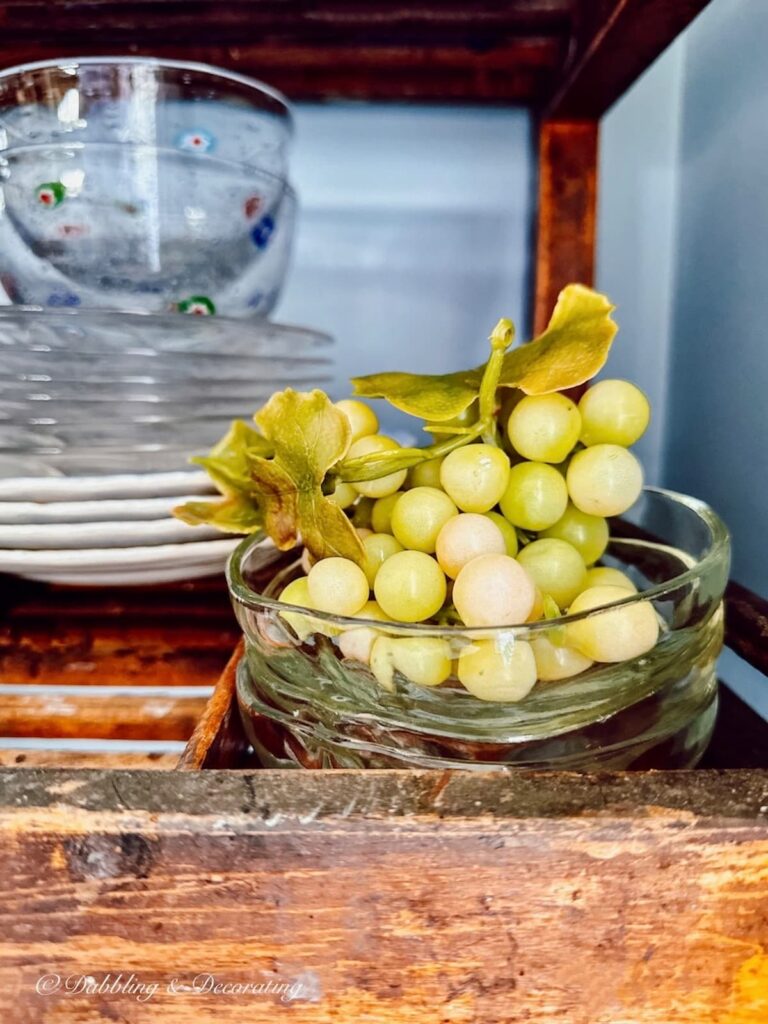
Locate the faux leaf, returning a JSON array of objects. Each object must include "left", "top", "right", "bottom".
[
  {"left": 350, "top": 284, "right": 616, "bottom": 420},
  {"left": 497, "top": 284, "right": 617, "bottom": 394},
  {"left": 251, "top": 389, "right": 364, "bottom": 563},
  {"left": 174, "top": 493, "right": 264, "bottom": 534},
  {"left": 191, "top": 420, "right": 272, "bottom": 495}
]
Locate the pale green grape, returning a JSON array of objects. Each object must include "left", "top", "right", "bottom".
[
  {"left": 328, "top": 481, "right": 358, "bottom": 509},
  {"left": 361, "top": 532, "right": 404, "bottom": 586},
  {"left": 516, "top": 538, "right": 587, "bottom": 609},
  {"left": 457, "top": 638, "right": 537, "bottom": 702},
  {"left": 391, "top": 637, "right": 452, "bottom": 687},
  {"left": 484, "top": 511, "right": 519, "bottom": 556},
  {"left": 566, "top": 444, "right": 643, "bottom": 517},
  {"left": 439, "top": 444, "right": 510, "bottom": 513},
  {"left": 583, "top": 566, "right": 637, "bottom": 592},
  {"left": 530, "top": 635, "right": 593, "bottom": 681},
  {"left": 277, "top": 576, "right": 316, "bottom": 641},
  {"left": 578, "top": 379, "right": 650, "bottom": 447},
  {"left": 498, "top": 461, "right": 568, "bottom": 531},
  {"left": 391, "top": 486, "right": 458, "bottom": 553},
  {"left": 435, "top": 513, "right": 506, "bottom": 579},
  {"left": 371, "top": 492, "right": 402, "bottom": 534},
  {"left": 307, "top": 557, "right": 369, "bottom": 616},
  {"left": 453, "top": 553, "right": 536, "bottom": 627},
  {"left": 507, "top": 393, "right": 581, "bottom": 463},
  {"left": 373, "top": 550, "right": 447, "bottom": 622},
  {"left": 540, "top": 502, "right": 608, "bottom": 565},
  {"left": 335, "top": 398, "right": 379, "bottom": 442},
  {"left": 337, "top": 600, "right": 392, "bottom": 665},
  {"left": 566, "top": 585, "right": 659, "bottom": 662},
  {"left": 407, "top": 455, "right": 445, "bottom": 490},
  {"left": 347, "top": 434, "right": 408, "bottom": 499}
]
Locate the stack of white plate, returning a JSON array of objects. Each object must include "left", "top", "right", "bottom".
[
  {"left": 0, "top": 310, "right": 332, "bottom": 584},
  {"left": 0, "top": 468, "right": 271, "bottom": 585}
]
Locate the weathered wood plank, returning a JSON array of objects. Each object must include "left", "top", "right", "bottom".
[
  {"left": 533, "top": 119, "right": 598, "bottom": 333},
  {"left": 0, "top": 749, "right": 180, "bottom": 769},
  {"left": 0, "top": 768, "right": 766, "bottom": 1022}
]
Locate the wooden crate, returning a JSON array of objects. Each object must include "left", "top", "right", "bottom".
[{"left": 4, "top": 2, "right": 768, "bottom": 1021}]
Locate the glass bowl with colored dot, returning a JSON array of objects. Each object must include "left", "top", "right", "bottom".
[
  {"left": 0, "top": 57, "right": 293, "bottom": 176},
  {"left": 227, "top": 487, "right": 730, "bottom": 771},
  {"left": 0, "top": 142, "right": 296, "bottom": 317}
]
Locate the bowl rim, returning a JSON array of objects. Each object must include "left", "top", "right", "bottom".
[
  {"left": 226, "top": 485, "right": 731, "bottom": 636},
  {"left": 0, "top": 56, "right": 293, "bottom": 134}
]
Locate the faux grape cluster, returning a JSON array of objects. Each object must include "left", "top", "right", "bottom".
[{"left": 277, "top": 380, "right": 658, "bottom": 702}]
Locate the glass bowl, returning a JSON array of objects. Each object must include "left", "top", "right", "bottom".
[
  {"left": 228, "top": 488, "right": 730, "bottom": 771},
  {"left": 0, "top": 143, "right": 295, "bottom": 316},
  {"left": 0, "top": 57, "right": 292, "bottom": 176}
]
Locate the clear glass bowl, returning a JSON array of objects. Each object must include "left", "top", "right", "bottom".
[
  {"left": 0, "top": 143, "right": 295, "bottom": 316},
  {"left": 0, "top": 57, "right": 292, "bottom": 176},
  {"left": 228, "top": 488, "right": 730, "bottom": 771}
]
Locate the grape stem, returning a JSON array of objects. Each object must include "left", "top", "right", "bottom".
[{"left": 334, "top": 319, "right": 514, "bottom": 485}]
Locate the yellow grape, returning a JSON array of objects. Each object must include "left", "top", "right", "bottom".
[
  {"left": 566, "top": 444, "right": 643, "bottom": 517},
  {"left": 439, "top": 444, "right": 510, "bottom": 513},
  {"left": 328, "top": 481, "right": 358, "bottom": 509},
  {"left": 407, "top": 455, "right": 445, "bottom": 490},
  {"left": 347, "top": 434, "right": 408, "bottom": 498},
  {"left": 391, "top": 486, "right": 458, "bottom": 553},
  {"left": 373, "top": 550, "right": 447, "bottom": 622},
  {"left": 516, "top": 538, "right": 587, "bottom": 608},
  {"left": 457, "top": 638, "right": 537, "bottom": 702},
  {"left": 484, "top": 511, "right": 518, "bottom": 556},
  {"left": 370, "top": 492, "right": 403, "bottom": 534},
  {"left": 337, "top": 600, "right": 392, "bottom": 665},
  {"left": 540, "top": 502, "right": 609, "bottom": 565},
  {"left": 436, "top": 512, "right": 506, "bottom": 578},
  {"left": 335, "top": 398, "right": 379, "bottom": 441},
  {"left": 578, "top": 379, "right": 650, "bottom": 447},
  {"left": 583, "top": 566, "right": 637, "bottom": 592},
  {"left": 507, "top": 393, "right": 581, "bottom": 463},
  {"left": 307, "top": 557, "right": 369, "bottom": 616},
  {"left": 498, "top": 461, "right": 568, "bottom": 531},
  {"left": 453, "top": 553, "right": 536, "bottom": 626},
  {"left": 277, "top": 576, "right": 316, "bottom": 641},
  {"left": 530, "top": 635, "right": 593, "bottom": 681},
  {"left": 368, "top": 634, "right": 451, "bottom": 690},
  {"left": 566, "top": 585, "right": 659, "bottom": 662},
  {"left": 361, "top": 532, "right": 404, "bottom": 586}
]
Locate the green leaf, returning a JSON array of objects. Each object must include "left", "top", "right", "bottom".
[
  {"left": 252, "top": 389, "right": 365, "bottom": 563},
  {"left": 174, "top": 493, "right": 264, "bottom": 534},
  {"left": 350, "top": 285, "right": 616, "bottom": 421},
  {"left": 498, "top": 284, "right": 617, "bottom": 394},
  {"left": 351, "top": 367, "right": 483, "bottom": 422},
  {"left": 191, "top": 420, "right": 272, "bottom": 495}
]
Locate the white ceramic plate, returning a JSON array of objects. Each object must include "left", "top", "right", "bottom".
[
  {"left": 0, "top": 469, "right": 212, "bottom": 503},
  {"left": 0, "top": 535, "right": 251, "bottom": 584},
  {"left": 0, "top": 517, "right": 221, "bottom": 549},
  {"left": 0, "top": 494, "right": 205, "bottom": 525}
]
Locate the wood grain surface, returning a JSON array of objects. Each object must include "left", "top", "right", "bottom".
[{"left": 0, "top": 768, "right": 767, "bottom": 1022}]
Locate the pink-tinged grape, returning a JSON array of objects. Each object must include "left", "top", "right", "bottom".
[
  {"left": 435, "top": 513, "right": 506, "bottom": 579},
  {"left": 338, "top": 600, "right": 392, "bottom": 665},
  {"left": 516, "top": 538, "right": 587, "bottom": 609},
  {"left": 578, "top": 380, "right": 650, "bottom": 447},
  {"left": 566, "top": 585, "right": 659, "bottom": 662},
  {"left": 499, "top": 461, "right": 568, "bottom": 531},
  {"left": 453, "top": 553, "right": 536, "bottom": 627},
  {"left": 335, "top": 398, "right": 379, "bottom": 442},
  {"left": 567, "top": 444, "right": 643, "bottom": 517},
  {"left": 307, "top": 557, "right": 369, "bottom": 616},
  {"left": 530, "top": 635, "right": 593, "bottom": 681},
  {"left": 361, "top": 532, "right": 404, "bottom": 586},
  {"left": 457, "top": 638, "right": 537, "bottom": 702},
  {"left": 439, "top": 444, "right": 510, "bottom": 513},
  {"left": 540, "top": 502, "right": 609, "bottom": 565},
  {"left": 328, "top": 481, "right": 358, "bottom": 509},
  {"left": 373, "top": 550, "right": 447, "bottom": 622},
  {"left": 484, "top": 511, "right": 518, "bottom": 556},
  {"left": 583, "top": 566, "right": 637, "bottom": 592},
  {"left": 391, "top": 486, "right": 458, "bottom": 553},
  {"left": 370, "top": 492, "right": 402, "bottom": 534},
  {"left": 507, "top": 393, "right": 581, "bottom": 463},
  {"left": 347, "top": 435, "right": 408, "bottom": 498},
  {"left": 407, "top": 455, "right": 445, "bottom": 490}
]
